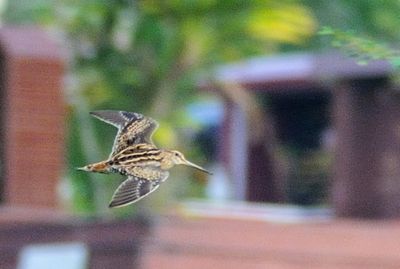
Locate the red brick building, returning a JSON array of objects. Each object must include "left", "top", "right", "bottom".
[{"left": 0, "top": 26, "right": 65, "bottom": 208}]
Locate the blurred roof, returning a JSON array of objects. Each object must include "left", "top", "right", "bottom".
[{"left": 203, "top": 52, "right": 394, "bottom": 91}]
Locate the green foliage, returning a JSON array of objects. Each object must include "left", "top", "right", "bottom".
[
  {"left": 67, "top": 112, "right": 96, "bottom": 212},
  {"left": 309, "top": 0, "right": 400, "bottom": 69},
  {"left": 305, "top": 0, "right": 400, "bottom": 39},
  {"left": 320, "top": 27, "right": 400, "bottom": 68}
]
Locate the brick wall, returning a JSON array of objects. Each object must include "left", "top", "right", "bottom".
[{"left": 0, "top": 27, "right": 64, "bottom": 208}]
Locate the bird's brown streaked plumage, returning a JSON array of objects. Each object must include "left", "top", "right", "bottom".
[{"left": 77, "top": 110, "right": 211, "bottom": 208}]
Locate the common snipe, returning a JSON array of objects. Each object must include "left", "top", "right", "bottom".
[{"left": 78, "top": 110, "right": 211, "bottom": 208}]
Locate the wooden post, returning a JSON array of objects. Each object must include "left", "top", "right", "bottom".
[
  {"left": 221, "top": 100, "right": 284, "bottom": 203},
  {"left": 332, "top": 77, "right": 400, "bottom": 218},
  {"left": 0, "top": 27, "right": 64, "bottom": 208}
]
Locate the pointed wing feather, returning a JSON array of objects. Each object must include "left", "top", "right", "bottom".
[
  {"left": 90, "top": 110, "right": 133, "bottom": 128},
  {"left": 109, "top": 176, "right": 161, "bottom": 208},
  {"left": 90, "top": 110, "right": 159, "bottom": 157}
]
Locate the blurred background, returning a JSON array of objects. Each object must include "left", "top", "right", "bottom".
[{"left": 2, "top": 0, "right": 400, "bottom": 268}]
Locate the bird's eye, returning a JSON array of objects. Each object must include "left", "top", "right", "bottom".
[{"left": 174, "top": 152, "right": 179, "bottom": 157}]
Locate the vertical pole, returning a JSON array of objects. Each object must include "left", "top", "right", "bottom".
[{"left": 332, "top": 78, "right": 387, "bottom": 218}]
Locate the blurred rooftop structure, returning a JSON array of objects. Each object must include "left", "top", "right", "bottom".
[
  {"left": 210, "top": 52, "right": 392, "bottom": 90},
  {"left": 204, "top": 52, "right": 400, "bottom": 219}
]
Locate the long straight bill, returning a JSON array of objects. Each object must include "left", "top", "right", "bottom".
[{"left": 184, "top": 160, "right": 212, "bottom": 175}]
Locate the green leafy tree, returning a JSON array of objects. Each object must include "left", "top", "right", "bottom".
[{"left": 6, "top": 0, "right": 316, "bottom": 215}]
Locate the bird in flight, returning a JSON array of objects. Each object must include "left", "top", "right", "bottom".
[{"left": 78, "top": 110, "right": 211, "bottom": 208}]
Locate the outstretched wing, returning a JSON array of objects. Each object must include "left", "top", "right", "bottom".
[
  {"left": 109, "top": 175, "right": 165, "bottom": 208},
  {"left": 90, "top": 110, "right": 159, "bottom": 157}
]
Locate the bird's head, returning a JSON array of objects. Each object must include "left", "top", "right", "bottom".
[{"left": 168, "top": 150, "right": 212, "bottom": 175}]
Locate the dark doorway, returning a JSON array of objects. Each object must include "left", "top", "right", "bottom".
[{"left": 268, "top": 90, "right": 332, "bottom": 205}]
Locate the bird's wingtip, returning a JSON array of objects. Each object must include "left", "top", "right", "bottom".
[
  {"left": 89, "top": 111, "right": 101, "bottom": 116},
  {"left": 109, "top": 201, "right": 123, "bottom": 208}
]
